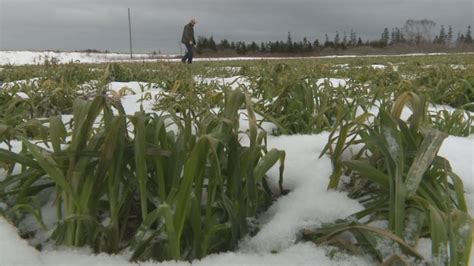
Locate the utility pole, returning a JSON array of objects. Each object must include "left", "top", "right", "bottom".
[{"left": 128, "top": 8, "right": 133, "bottom": 59}]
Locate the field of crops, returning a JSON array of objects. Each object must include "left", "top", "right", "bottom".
[{"left": 0, "top": 54, "right": 473, "bottom": 265}]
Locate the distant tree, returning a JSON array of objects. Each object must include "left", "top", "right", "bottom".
[
  {"left": 350, "top": 29, "right": 357, "bottom": 46},
  {"left": 447, "top": 26, "right": 453, "bottom": 47},
  {"left": 209, "top": 36, "right": 217, "bottom": 51},
  {"left": 465, "top": 25, "right": 473, "bottom": 44},
  {"left": 403, "top": 19, "right": 437, "bottom": 45},
  {"left": 260, "top": 42, "right": 267, "bottom": 53},
  {"left": 324, "top": 34, "right": 331, "bottom": 47},
  {"left": 357, "top": 37, "right": 363, "bottom": 46},
  {"left": 381, "top": 27, "right": 390, "bottom": 46},
  {"left": 456, "top": 33, "right": 465, "bottom": 45},
  {"left": 292, "top": 41, "right": 302, "bottom": 53},
  {"left": 302, "top": 37, "right": 313, "bottom": 52},
  {"left": 219, "top": 39, "right": 230, "bottom": 49},
  {"left": 269, "top": 41, "right": 278, "bottom": 53},
  {"left": 391, "top": 28, "right": 396, "bottom": 44},
  {"left": 249, "top": 41, "right": 259, "bottom": 52},
  {"left": 306, "top": 41, "right": 313, "bottom": 52},
  {"left": 334, "top": 31, "right": 340, "bottom": 47},
  {"left": 342, "top": 31, "right": 348, "bottom": 46},
  {"left": 436, "top": 25, "right": 446, "bottom": 45},
  {"left": 236, "top": 41, "right": 247, "bottom": 54},
  {"left": 391, "top": 27, "right": 403, "bottom": 44},
  {"left": 287, "top": 32, "right": 293, "bottom": 52},
  {"left": 313, "top": 39, "right": 320, "bottom": 50},
  {"left": 196, "top": 36, "right": 207, "bottom": 54}
]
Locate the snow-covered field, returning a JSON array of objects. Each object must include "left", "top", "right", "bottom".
[
  {"left": 0, "top": 51, "right": 178, "bottom": 65},
  {"left": 2, "top": 50, "right": 473, "bottom": 66},
  {"left": 0, "top": 59, "right": 473, "bottom": 265}
]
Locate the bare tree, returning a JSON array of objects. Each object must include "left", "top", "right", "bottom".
[{"left": 403, "top": 19, "right": 437, "bottom": 45}]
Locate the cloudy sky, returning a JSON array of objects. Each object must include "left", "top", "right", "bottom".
[{"left": 0, "top": 0, "right": 472, "bottom": 54}]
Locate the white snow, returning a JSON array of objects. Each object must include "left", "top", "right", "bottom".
[
  {"left": 106, "top": 81, "right": 163, "bottom": 114},
  {"left": 450, "top": 64, "right": 467, "bottom": 70},
  {"left": 316, "top": 78, "right": 348, "bottom": 87},
  {"left": 439, "top": 135, "right": 474, "bottom": 215},
  {"left": 0, "top": 51, "right": 177, "bottom": 66},
  {"left": 0, "top": 218, "right": 42, "bottom": 265},
  {"left": 0, "top": 78, "right": 40, "bottom": 90},
  {"left": 241, "top": 134, "right": 365, "bottom": 254},
  {"left": 371, "top": 64, "right": 386, "bottom": 69}
]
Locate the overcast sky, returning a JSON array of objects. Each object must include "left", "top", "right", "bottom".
[{"left": 0, "top": 0, "right": 472, "bottom": 54}]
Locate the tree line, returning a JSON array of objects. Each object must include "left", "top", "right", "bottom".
[{"left": 195, "top": 19, "right": 473, "bottom": 55}]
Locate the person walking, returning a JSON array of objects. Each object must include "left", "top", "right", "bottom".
[{"left": 181, "top": 18, "right": 197, "bottom": 64}]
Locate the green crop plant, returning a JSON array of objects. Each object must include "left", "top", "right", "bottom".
[
  {"left": 1, "top": 54, "right": 473, "bottom": 264},
  {"left": 306, "top": 92, "right": 472, "bottom": 264},
  {"left": 253, "top": 76, "right": 367, "bottom": 135},
  {"left": 411, "top": 66, "right": 474, "bottom": 109},
  {"left": 429, "top": 108, "right": 473, "bottom": 137},
  {"left": 0, "top": 88, "right": 285, "bottom": 262}
]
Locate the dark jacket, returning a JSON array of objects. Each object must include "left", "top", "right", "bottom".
[{"left": 181, "top": 23, "right": 196, "bottom": 45}]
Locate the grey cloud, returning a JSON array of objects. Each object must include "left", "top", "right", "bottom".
[{"left": 0, "top": 0, "right": 472, "bottom": 53}]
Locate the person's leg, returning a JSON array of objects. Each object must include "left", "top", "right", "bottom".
[
  {"left": 187, "top": 44, "right": 194, "bottom": 64},
  {"left": 183, "top": 43, "right": 194, "bottom": 64},
  {"left": 182, "top": 44, "right": 191, "bottom": 63}
]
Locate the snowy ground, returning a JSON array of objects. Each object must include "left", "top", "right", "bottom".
[
  {"left": 2, "top": 50, "right": 474, "bottom": 66},
  {"left": 0, "top": 75, "right": 473, "bottom": 265},
  {"left": 0, "top": 51, "right": 178, "bottom": 65}
]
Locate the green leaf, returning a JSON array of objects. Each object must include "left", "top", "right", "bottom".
[
  {"left": 344, "top": 160, "right": 390, "bottom": 188},
  {"left": 405, "top": 128, "right": 447, "bottom": 198}
]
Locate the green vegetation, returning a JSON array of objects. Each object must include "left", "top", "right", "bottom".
[
  {"left": 0, "top": 54, "right": 472, "bottom": 263},
  {"left": 306, "top": 92, "right": 471, "bottom": 264}
]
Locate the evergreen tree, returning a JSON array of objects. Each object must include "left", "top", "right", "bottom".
[
  {"left": 260, "top": 42, "right": 266, "bottom": 53},
  {"left": 249, "top": 42, "right": 258, "bottom": 52},
  {"left": 396, "top": 27, "right": 402, "bottom": 43},
  {"left": 350, "top": 29, "right": 357, "bottom": 46},
  {"left": 381, "top": 27, "right": 390, "bottom": 46},
  {"left": 293, "top": 41, "right": 303, "bottom": 53},
  {"left": 437, "top": 25, "right": 446, "bottom": 45},
  {"left": 334, "top": 31, "right": 340, "bottom": 47},
  {"left": 391, "top": 28, "right": 396, "bottom": 44},
  {"left": 307, "top": 41, "right": 313, "bottom": 52},
  {"left": 209, "top": 36, "right": 217, "bottom": 51},
  {"left": 457, "top": 33, "right": 465, "bottom": 44},
  {"left": 196, "top": 36, "right": 206, "bottom": 54},
  {"left": 466, "top": 25, "right": 473, "bottom": 44},
  {"left": 303, "top": 37, "right": 309, "bottom": 49},
  {"left": 303, "top": 37, "right": 313, "bottom": 52},
  {"left": 357, "top": 37, "right": 363, "bottom": 46},
  {"left": 447, "top": 25, "right": 453, "bottom": 47},
  {"left": 236, "top": 41, "right": 247, "bottom": 54},
  {"left": 219, "top": 39, "right": 230, "bottom": 49},
  {"left": 313, "top": 39, "right": 320, "bottom": 49},
  {"left": 287, "top": 32, "right": 293, "bottom": 52},
  {"left": 324, "top": 34, "right": 331, "bottom": 47}
]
